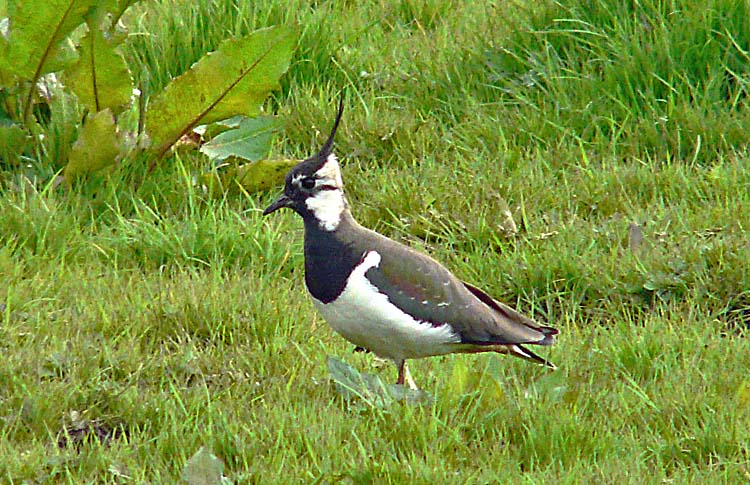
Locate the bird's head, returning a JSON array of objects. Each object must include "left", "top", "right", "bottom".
[{"left": 263, "top": 98, "right": 347, "bottom": 231}]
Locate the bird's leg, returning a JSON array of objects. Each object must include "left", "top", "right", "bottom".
[
  {"left": 396, "top": 361, "right": 418, "bottom": 390},
  {"left": 403, "top": 363, "right": 417, "bottom": 390}
]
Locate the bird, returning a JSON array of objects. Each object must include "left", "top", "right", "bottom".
[{"left": 263, "top": 99, "right": 558, "bottom": 388}]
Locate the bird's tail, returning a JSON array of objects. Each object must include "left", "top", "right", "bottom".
[
  {"left": 535, "top": 325, "right": 559, "bottom": 346},
  {"left": 453, "top": 342, "right": 556, "bottom": 369}
]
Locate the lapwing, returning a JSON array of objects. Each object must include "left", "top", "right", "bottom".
[{"left": 263, "top": 100, "right": 558, "bottom": 388}]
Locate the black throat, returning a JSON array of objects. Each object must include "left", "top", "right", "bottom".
[{"left": 302, "top": 216, "right": 362, "bottom": 304}]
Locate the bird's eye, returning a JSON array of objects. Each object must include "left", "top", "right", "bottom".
[{"left": 301, "top": 177, "right": 316, "bottom": 190}]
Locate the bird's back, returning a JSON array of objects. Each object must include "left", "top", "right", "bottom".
[{"left": 337, "top": 218, "right": 555, "bottom": 347}]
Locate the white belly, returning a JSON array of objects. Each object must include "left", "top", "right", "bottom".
[{"left": 311, "top": 251, "right": 460, "bottom": 362}]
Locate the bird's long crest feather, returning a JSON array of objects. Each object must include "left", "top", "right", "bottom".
[{"left": 317, "top": 96, "right": 345, "bottom": 159}]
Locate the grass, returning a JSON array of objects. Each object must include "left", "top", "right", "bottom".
[{"left": 2, "top": 0, "right": 750, "bottom": 482}]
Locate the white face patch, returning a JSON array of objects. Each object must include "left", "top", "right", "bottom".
[
  {"left": 305, "top": 187, "right": 346, "bottom": 231},
  {"left": 297, "top": 152, "right": 347, "bottom": 231},
  {"left": 311, "top": 251, "right": 461, "bottom": 363},
  {"left": 314, "top": 153, "right": 344, "bottom": 187}
]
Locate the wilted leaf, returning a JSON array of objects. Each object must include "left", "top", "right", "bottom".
[
  {"left": 63, "top": 108, "right": 120, "bottom": 181},
  {"left": 66, "top": 25, "right": 133, "bottom": 115},
  {"left": 146, "top": 25, "right": 295, "bottom": 158},
  {"left": 0, "top": 119, "right": 29, "bottom": 162},
  {"left": 199, "top": 158, "right": 296, "bottom": 196},
  {"left": 182, "top": 447, "right": 225, "bottom": 485},
  {"left": 494, "top": 193, "right": 517, "bottom": 237},
  {"left": 327, "top": 356, "right": 434, "bottom": 407},
  {"left": 234, "top": 158, "right": 295, "bottom": 192},
  {"left": 200, "top": 116, "right": 281, "bottom": 162},
  {"left": 2, "top": 0, "right": 96, "bottom": 80}
]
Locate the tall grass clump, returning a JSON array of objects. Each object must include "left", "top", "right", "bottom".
[{"left": 481, "top": 0, "right": 750, "bottom": 161}]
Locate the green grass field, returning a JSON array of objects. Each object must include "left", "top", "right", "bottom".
[{"left": 2, "top": 0, "right": 749, "bottom": 482}]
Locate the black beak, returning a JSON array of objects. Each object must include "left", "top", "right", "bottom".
[{"left": 263, "top": 194, "right": 292, "bottom": 216}]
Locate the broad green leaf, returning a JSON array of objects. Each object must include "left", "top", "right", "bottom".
[
  {"left": 199, "top": 158, "right": 295, "bottom": 196},
  {"left": 0, "top": 119, "right": 29, "bottom": 163},
  {"left": 63, "top": 108, "right": 119, "bottom": 181},
  {"left": 145, "top": 25, "right": 295, "bottom": 157},
  {"left": 66, "top": 26, "right": 132, "bottom": 115},
  {"left": 45, "top": 37, "right": 81, "bottom": 75},
  {"left": 2, "top": 0, "right": 97, "bottom": 80},
  {"left": 200, "top": 116, "right": 281, "bottom": 162},
  {"left": 327, "top": 356, "right": 433, "bottom": 407},
  {"left": 198, "top": 115, "right": 244, "bottom": 140},
  {"left": 182, "top": 447, "right": 225, "bottom": 485}
]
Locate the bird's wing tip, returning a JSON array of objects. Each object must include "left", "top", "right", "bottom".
[{"left": 511, "top": 344, "right": 556, "bottom": 368}]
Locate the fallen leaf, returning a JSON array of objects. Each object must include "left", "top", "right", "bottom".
[
  {"left": 182, "top": 447, "right": 227, "bottom": 485},
  {"left": 628, "top": 222, "right": 644, "bottom": 252},
  {"left": 327, "top": 356, "right": 433, "bottom": 407},
  {"left": 493, "top": 194, "right": 518, "bottom": 237}
]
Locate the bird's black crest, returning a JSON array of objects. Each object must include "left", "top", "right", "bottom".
[
  {"left": 300, "top": 96, "right": 345, "bottom": 174},
  {"left": 318, "top": 96, "right": 345, "bottom": 160}
]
